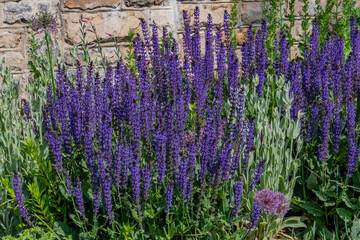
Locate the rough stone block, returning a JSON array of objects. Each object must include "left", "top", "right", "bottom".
[
  {"left": 4, "top": 0, "right": 59, "bottom": 24},
  {"left": 125, "top": 0, "right": 166, "bottom": 8},
  {"left": 288, "top": 0, "right": 327, "bottom": 17},
  {"left": 241, "top": 1, "right": 263, "bottom": 26},
  {"left": 0, "top": 0, "right": 21, "bottom": 2},
  {"left": 1, "top": 51, "right": 25, "bottom": 71},
  {"left": 0, "top": 30, "right": 23, "bottom": 48},
  {"left": 64, "top": 0, "right": 121, "bottom": 10},
  {"left": 149, "top": 9, "right": 174, "bottom": 30},
  {"left": 4, "top": 1, "right": 32, "bottom": 24},
  {"left": 64, "top": 11, "right": 147, "bottom": 44}
]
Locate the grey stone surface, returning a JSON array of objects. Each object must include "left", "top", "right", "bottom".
[{"left": 4, "top": 2, "right": 32, "bottom": 24}]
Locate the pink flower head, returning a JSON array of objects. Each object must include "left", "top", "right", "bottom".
[
  {"left": 81, "top": 19, "right": 89, "bottom": 23},
  {"left": 105, "top": 33, "right": 113, "bottom": 37},
  {"left": 254, "top": 189, "right": 289, "bottom": 217}
]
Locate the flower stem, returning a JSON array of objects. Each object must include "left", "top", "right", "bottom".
[{"left": 45, "top": 32, "right": 56, "bottom": 103}]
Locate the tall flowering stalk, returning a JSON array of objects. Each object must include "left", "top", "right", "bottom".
[
  {"left": 13, "top": 171, "right": 31, "bottom": 224},
  {"left": 30, "top": 9, "right": 57, "bottom": 102},
  {"left": 231, "top": 178, "right": 243, "bottom": 219}
]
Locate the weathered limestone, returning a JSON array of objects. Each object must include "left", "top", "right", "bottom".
[
  {"left": 0, "top": 30, "right": 22, "bottom": 48},
  {"left": 64, "top": 0, "right": 121, "bottom": 10}
]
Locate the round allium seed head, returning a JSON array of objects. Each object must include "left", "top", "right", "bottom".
[
  {"left": 30, "top": 10, "right": 57, "bottom": 34},
  {"left": 254, "top": 189, "right": 289, "bottom": 217}
]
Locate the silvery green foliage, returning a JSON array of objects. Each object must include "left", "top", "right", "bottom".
[
  {"left": 0, "top": 60, "right": 46, "bottom": 176},
  {"left": 242, "top": 75, "right": 305, "bottom": 239},
  {"left": 0, "top": 59, "right": 28, "bottom": 175},
  {"left": 0, "top": 59, "right": 48, "bottom": 238}
]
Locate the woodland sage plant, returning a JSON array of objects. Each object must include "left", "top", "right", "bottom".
[{"left": 3, "top": 7, "right": 307, "bottom": 239}]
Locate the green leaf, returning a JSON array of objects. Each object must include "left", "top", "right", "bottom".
[
  {"left": 58, "top": 183, "right": 72, "bottom": 202},
  {"left": 306, "top": 173, "right": 318, "bottom": 190},
  {"left": 300, "top": 201, "right": 324, "bottom": 217},
  {"left": 342, "top": 194, "right": 357, "bottom": 210},
  {"left": 280, "top": 216, "right": 307, "bottom": 229},
  {"left": 336, "top": 208, "right": 352, "bottom": 222},
  {"left": 233, "top": 230, "right": 248, "bottom": 240},
  {"left": 53, "top": 221, "right": 77, "bottom": 240},
  {"left": 351, "top": 219, "right": 360, "bottom": 240}
]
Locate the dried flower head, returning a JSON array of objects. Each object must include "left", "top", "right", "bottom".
[
  {"left": 30, "top": 10, "right": 57, "bottom": 34},
  {"left": 254, "top": 189, "right": 289, "bottom": 217}
]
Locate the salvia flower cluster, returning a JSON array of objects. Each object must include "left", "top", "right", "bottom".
[
  {"left": 241, "top": 18, "right": 360, "bottom": 177},
  {"left": 296, "top": 19, "right": 359, "bottom": 176},
  {"left": 38, "top": 8, "right": 273, "bottom": 224}
]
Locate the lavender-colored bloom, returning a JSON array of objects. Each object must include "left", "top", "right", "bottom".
[
  {"left": 254, "top": 189, "right": 289, "bottom": 217},
  {"left": 21, "top": 99, "right": 39, "bottom": 137},
  {"left": 13, "top": 171, "right": 31, "bottom": 224},
  {"left": 186, "top": 142, "right": 197, "bottom": 202},
  {"left": 275, "top": 30, "right": 289, "bottom": 77},
  {"left": 318, "top": 65, "right": 332, "bottom": 162},
  {"left": 255, "top": 21, "right": 267, "bottom": 97},
  {"left": 332, "top": 100, "right": 342, "bottom": 153},
  {"left": 131, "top": 156, "right": 141, "bottom": 207},
  {"left": 223, "top": 10, "right": 231, "bottom": 48},
  {"left": 103, "top": 173, "right": 114, "bottom": 223},
  {"left": 346, "top": 98, "right": 358, "bottom": 177},
  {"left": 154, "top": 132, "right": 166, "bottom": 185},
  {"left": 178, "top": 155, "right": 188, "bottom": 199},
  {"left": 241, "top": 27, "right": 255, "bottom": 83},
  {"left": 248, "top": 200, "right": 262, "bottom": 230},
  {"left": 220, "top": 143, "right": 234, "bottom": 181},
  {"left": 140, "top": 18, "right": 151, "bottom": 54},
  {"left": 203, "top": 14, "right": 214, "bottom": 84},
  {"left": 243, "top": 118, "right": 255, "bottom": 171},
  {"left": 231, "top": 178, "right": 243, "bottom": 219},
  {"left": 142, "top": 163, "right": 152, "bottom": 202},
  {"left": 46, "top": 129, "right": 64, "bottom": 172},
  {"left": 93, "top": 186, "right": 101, "bottom": 214},
  {"left": 249, "top": 159, "right": 265, "bottom": 190},
  {"left": 165, "top": 181, "right": 174, "bottom": 212},
  {"left": 74, "top": 178, "right": 86, "bottom": 219},
  {"left": 64, "top": 170, "right": 73, "bottom": 195}
]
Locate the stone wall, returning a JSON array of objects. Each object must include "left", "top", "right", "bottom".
[{"left": 1, "top": 0, "right": 359, "bottom": 87}]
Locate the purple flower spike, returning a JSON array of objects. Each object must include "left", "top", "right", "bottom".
[
  {"left": 249, "top": 159, "right": 265, "bottom": 190},
  {"left": 165, "top": 181, "right": 174, "bottom": 212},
  {"left": 13, "top": 171, "right": 31, "bottom": 224},
  {"left": 231, "top": 178, "right": 243, "bottom": 219},
  {"left": 248, "top": 200, "right": 261, "bottom": 231},
  {"left": 74, "top": 178, "right": 86, "bottom": 219}
]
